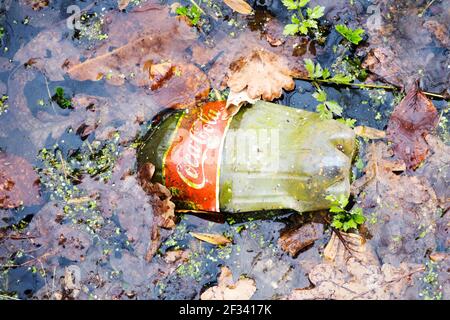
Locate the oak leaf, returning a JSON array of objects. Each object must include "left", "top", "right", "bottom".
[
  {"left": 287, "top": 232, "right": 424, "bottom": 300},
  {"left": 226, "top": 49, "right": 295, "bottom": 112}
]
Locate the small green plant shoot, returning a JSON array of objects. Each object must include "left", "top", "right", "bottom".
[
  {"left": 326, "top": 194, "right": 366, "bottom": 232},
  {"left": 176, "top": 4, "right": 202, "bottom": 26},
  {"left": 52, "top": 87, "right": 72, "bottom": 109},
  {"left": 282, "top": 0, "right": 325, "bottom": 36},
  {"left": 335, "top": 24, "right": 365, "bottom": 45}
]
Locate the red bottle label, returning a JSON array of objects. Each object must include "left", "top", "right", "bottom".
[{"left": 163, "top": 101, "right": 231, "bottom": 211}]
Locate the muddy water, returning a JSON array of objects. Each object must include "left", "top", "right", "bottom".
[{"left": 0, "top": 0, "right": 448, "bottom": 299}]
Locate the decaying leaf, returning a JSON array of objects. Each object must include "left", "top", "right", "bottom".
[
  {"left": 351, "top": 142, "right": 441, "bottom": 265},
  {"left": 138, "top": 162, "right": 176, "bottom": 262},
  {"left": 21, "top": 0, "right": 49, "bottom": 10},
  {"left": 190, "top": 17, "right": 313, "bottom": 90},
  {"left": 66, "top": 4, "right": 210, "bottom": 109},
  {"left": 430, "top": 252, "right": 448, "bottom": 263},
  {"left": 423, "top": 20, "right": 449, "bottom": 47},
  {"left": 163, "top": 249, "right": 190, "bottom": 264},
  {"left": 118, "top": 0, "right": 131, "bottom": 10},
  {"left": 278, "top": 223, "right": 323, "bottom": 257},
  {"left": 224, "top": 0, "right": 253, "bottom": 15},
  {"left": 322, "top": 232, "right": 369, "bottom": 262},
  {"left": 138, "top": 162, "right": 176, "bottom": 229},
  {"left": 201, "top": 266, "right": 256, "bottom": 300},
  {"left": 14, "top": 29, "right": 80, "bottom": 81},
  {"left": 190, "top": 232, "right": 232, "bottom": 246},
  {"left": 361, "top": 2, "right": 450, "bottom": 95},
  {"left": 226, "top": 49, "right": 295, "bottom": 111},
  {"left": 416, "top": 135, "right": 450, "bottom": 211},
  {"left": 0, "top": 152, "right": 41, "bottom": 209},
  {"left": 362, "top": 47, "right": 402, "bottom": 87},
  {"left": 263, "top": 18, "right": 286, "bottom": 47},
  {"left": 354, "top": 126, "right": 386, "bottom": 140},
  {"left": 287, "top": 232, "right": 424, "bottom": 300},
  {"left": 386, "top": 87, "right": 439, "bottom": 169}
]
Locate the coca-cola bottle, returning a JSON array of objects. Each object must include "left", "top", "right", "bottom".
[{"left": 138, "top": 100, "right": 356, "bottom": 213}]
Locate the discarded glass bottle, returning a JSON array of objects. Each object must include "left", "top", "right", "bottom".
[{"left": 138, "top": 101, "right": 356, "bottom": 213}]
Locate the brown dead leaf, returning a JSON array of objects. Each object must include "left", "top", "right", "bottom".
[
  {"left": 263, "top": 18, "right": 286, "bottom": 47},
  {"left": 201, "top": 266, "right": 256, "bottom": 300},
  {"left": 423, "top": 20, "right": 449, "bottom": 47},
  {"left": 354, "top": 126, "right": 386, "bottom": 140},
  {"left": 322, "top": 232, "right": 373, "bottom": 263},
  {"left": 278, "top": 223, "right": 323, "bottom": 257},
  {"left": 14, "top": 29, "right": 80, "bottom": 81},
  {"left": 226, "top": 49, "right": 295, "bottom": 111},
  {"left": 224, "top": 0, "right": 253, "bottom": 15},
  {"left": 190, "top": 232, "right": 232, "bottom": 246},
  {"left": 0, "top": 152, "right": 41, "bottom": 209},
  {"left": 386, "top": 87, "right": 439, "bottom": 169},
  {"left": 138, "top": 163, "right": 176, "bottom": 229},
  {"left": 416, "top": 135, "right": 450, "bottom": 211},
  {"left": 138, "top": 162, "right": 176, "bottom": 262},
  {"left": 190, "top": 15, "right": 313, "bottom": 90},
  {"left": 361, "top": 2, "right": 449, "bottom": 95},
  {"left": 287, "top": 232, "right": 424, "bottom": 300},
  {"left": 21, "top": 0, "right": 49, "bottom": 10},
  {"left": 351, "top": 142, "right": 441, "bottom": 265},
  {"left": 66, "top": 4, "right": 209, "bottom": 109},
  {"left": 163, "top": 249, "right": 190, "bottom": 264},
  {"left": 362, "top": 47, "right": 403, "bottom": 88},
  {"left": 430, "top": 252, "right": 448, "bottom": 263},
  {"left": 118, "top": 0, "right": 131, "bottom": 10}
]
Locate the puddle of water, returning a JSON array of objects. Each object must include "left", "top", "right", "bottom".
[{"left": 0, "top": 0, "right": 448, "bottom": 300}]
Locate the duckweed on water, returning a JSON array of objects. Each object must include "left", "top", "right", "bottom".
[
  {"left": 37, "top": 132, "right": 121, "bottom": 232},
  {"left": 75, "top": 12, "right": 108, "bottom": 42},
  {"left": 419, "top": 260, "right": 443, "bottom": 300}
]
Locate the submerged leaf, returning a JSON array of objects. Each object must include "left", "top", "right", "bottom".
[
  {"left": 0, "top": 152, "right": 41, "bottom": 209},
  {"left": 278, "top": 223, "right": 323, "bottom": 257},
  {"left": 66, "top": 4, "right": 209, "bottom": 109},
  {"left": 386, "top": 87, "right": 439, "bottom": 169},
  {"left": 201, "top": 266, "right": 256, "bottom": 300},
  {"left": 287, "top": 232, "right": 424, "bottom": 300}
]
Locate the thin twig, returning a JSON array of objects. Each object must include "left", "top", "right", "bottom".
[
  {"left": 296, "top": 76, "right": 448, "bottom": 100},
  {"left": 418, "top": 0, "right": 436, "bottom": 17},
  {"left": 0, "top": 294, "right": 19, "bottom": 300},
  {"left": 189, "top": 0, "right": 205, "bottom": 14},
  {"left": 43, "top": 74, "right": 57, "bottom": 114},
  {"left": 66, "top": 196, "right": 93, "bottom": 205},
  {"left": 57, "top": 150, "right": 68, "bottom": 181}
]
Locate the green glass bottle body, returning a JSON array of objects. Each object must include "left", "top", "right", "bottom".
[{"left": 138, "top": 101, "right": 356, "bottom": 213}]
